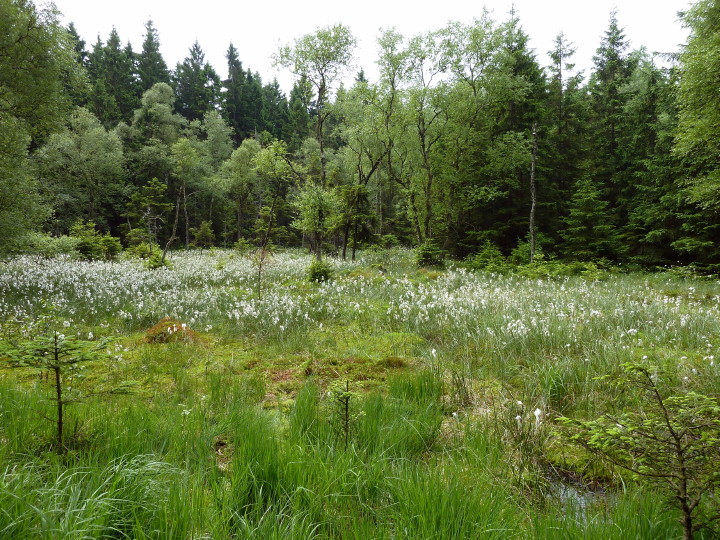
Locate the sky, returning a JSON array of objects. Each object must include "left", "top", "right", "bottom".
[{"left": 51, "top": 0, "right": 692, "bottom": 93}]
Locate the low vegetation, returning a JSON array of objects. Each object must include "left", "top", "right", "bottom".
[{"left": 1, "top": 248, "right": 718, "bottom": 538}]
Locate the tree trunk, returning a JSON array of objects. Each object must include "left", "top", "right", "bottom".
[
  {"left": 162, "top": 192, "right": 181, "bottom": 264},
  {"left": 182, "top": 184, "right": 190, "bottom": 249},
  {"left": 55, "top": 366, "right": 63, "bottom": 450},
  {"left": 529, "top": 122, "right": 539, "bottom": 263},
  {"left": 53, "top": 334, "right": 63, "bottom": 450},
  {"left": 351, "top": 220, "right": 359, "bottom": 261},
  {"left": 342, "top": 222, "right": 350, "bottom": 261}
]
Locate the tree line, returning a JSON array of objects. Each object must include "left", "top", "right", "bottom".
[{"left": 2, "top": 0, "right": 719, "bottom": 269}]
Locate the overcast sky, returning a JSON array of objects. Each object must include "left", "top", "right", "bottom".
[{"left": 52, "top": 0, "right": 692, "bottom": 93}]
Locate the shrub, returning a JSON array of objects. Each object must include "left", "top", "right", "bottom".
[
  {"left": 308, "top": 259, "right": 333, "bottom": 283},
  {"left": 509, "top": 240, "right": 543, "bottom": 266},
  {"left": 465, "top": 241, "right": 508, "bottom": 273},
  {"left": 380, "top": 234, "right": 400, "bottom": 249},
  {"left": 558, "top": 363, "right": 720, "bottom": 540},
  {"left": 233, "top": 238, "right": 254, "bottom": 255},
  {"left": 125, "top": 242, "right": 167, "bottom": 269},
  {"left": 415, "top": 241, "right": 445, "bottom": 268},
  {"left": 69, "top": 221, "right": 122, "bottom": 261},
  {"left": 190, "top": 220, "right": 215, "bottom": 251},
  {"left": 22, "top": 233, "right": 80, "bottom": 258}
]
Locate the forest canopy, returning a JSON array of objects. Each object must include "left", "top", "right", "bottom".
[{"left": 2, "top": 0, "right": 719, "bottom": 270}]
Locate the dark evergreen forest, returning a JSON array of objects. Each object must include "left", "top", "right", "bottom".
[{"left": 3, "top": 0, "right": 720, "bottom": 270}]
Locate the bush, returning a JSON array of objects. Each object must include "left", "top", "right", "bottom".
[
  {"left": 190, "top": 220, "right": 215, "bottom": 251},
  {"left": 233, "top": 238, "right": 254, "bottom": 256},
  {"left": 69, "top": 221, "right": 122, "bottom": 261},
  {"left": 308, "top": 259, "right": 333, "bottom": 283},
  {"left": 509, "top": 240, "right": 543, "bottom": 266},
  {"left": 22, "top": 233, "right": 80, "bottom": 258},
  {"left": 465, "top": 241, "right": 508, "bottom": 273},
  {"left": 416, "top": 242, "right": 445, "bottom": 268},
  {"left": 516, "top": 260, "right": 608, "bottom": 280},
  {"left": 559, "top": 363, "right": 720, "bottom": 540},
  {"left": 380, "top": 234, "right": 400, "bottom": 249},
  {"left": 125, "top": 242, "right": 167, "bottom": 269}
]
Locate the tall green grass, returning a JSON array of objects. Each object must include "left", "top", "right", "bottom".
[{"left": 1, "top": 250, "right": 719, "bottom": 537}]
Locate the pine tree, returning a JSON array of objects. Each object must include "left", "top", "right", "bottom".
[
  {"left": 542, "top": 33, "right": 588, "bottom": 246},
  {"left": 561, "top": 176, "right": 622, "bottom": 261},
  {"left": 173, "top": 41, "right": 221, "bottom": 122},
  {"left": 286, "top": 76, "right": 312, "bottom": 151},
  {"left": 138, "top": 20, "right": 169, "bottom": 91},
  {"left": 86, "top": 28, "right": 140, "bottom": 127},
  {"left": 676, "top": 0, "right": 720, "bottom": 214},
  {"left": 222, "top": 43, "right": 247, "bottom": 145},
  {"left": 261, "top": 79, "right": 289, "bottom": 140}
]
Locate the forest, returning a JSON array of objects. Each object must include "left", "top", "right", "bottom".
[
  {"left": 2, "top": 1, "right": 720, "bottom": 538},
  {"left": 1, "top": 0, "right": 719, "bottom": 269}
]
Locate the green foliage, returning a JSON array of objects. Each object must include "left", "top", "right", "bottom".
[
  {"left": 35, "top": 107, "right": 127, "bottom": 234},
  {"left": 20, "top": 233, "right": 80, "bottom": 258},
  {"left": 0, "top": 0, "right": 80, "bottom": 252},
  {"left": 292, "top": 183, "right": 339, "bottom": 258},
  {"left": 190, "top": 220, "right": 215, "bottom": 251},
  {"left": 675, "top": 0, "right": 720, "bottom": 214},
  {"left": 465, "top": 241, "right": 508, "bottom": 272},
  {"left": 562, "top": 176, "right": 622, "bottom": 261},
  {"left": 125, "top": 242, "right": 167, "bottom": 269},
  {"left": 0, "top": 326, "right": 122, "bottom": 450},
  {"left": 509, "top": 239, "right": 544, "bottom": 266},
  {"left": 559, "top": 363, "right": 720, "bottom": 538},
  {"left": 137, "top": 20, "right": 170, "bottom": 91},
  {"left": 415, "top": 241, "right": 445, "bottom": 268},
  {"left": 516, "top": 260, "right": 609, "bottom": 281},
  {"left": 172, "top": 41, "right": 221, "bottom": 122},
  {"left": 233, "top": 238, "right": 254, "bottom": 255},
  {"left": 69, "top": 221, "right": 122, "bottom": 261},
  {"left": 307, "top": 259, "right": 333, "bottom": 283},
  {"left": 379, "top": 234, "right": 400, "bottom": 249},
  {"left": 86, "top": 28, "right": 140, "bottom": 127}
]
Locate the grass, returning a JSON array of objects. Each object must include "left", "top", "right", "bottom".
[{"left": 0, "top": 248, "right": 718, "bottom": 538}]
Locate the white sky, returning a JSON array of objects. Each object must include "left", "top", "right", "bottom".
[{"left": 51, "top": 0, "right": 691, "bottom": 94}]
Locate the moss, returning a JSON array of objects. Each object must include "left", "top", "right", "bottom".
[{"left": 144, "top": 317, "right": 203, "bottom": 344}]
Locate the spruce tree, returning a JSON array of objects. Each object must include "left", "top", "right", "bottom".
[
  {"left": 261, "top": 79, "right": 289, "bottom": 141},
  {"left": 586, "top": 10, "right": 636, "bottom": 224},
  {"left": 173, "top": 41, "right": 221, "bottom": 122},
  {"left": 286, "top": 77, "right": 312, "bottom": 151},
  {"left": 138, "top": 20, "right": 169, "bottom": 91},
  {"left": 543, "top": 33, "right": 588, "bottom": 246},
  {"left": 561, "top": 176, "right": 622, "bottom": 261},
  {"left": 674, "top": 0, "right": 720, "bottom": 268},
  {"left": 222, "top": 43, "right": 247, "bottom": 145},
  {"left": 86, "top": 28, "right": 140, "bottom": 127}
]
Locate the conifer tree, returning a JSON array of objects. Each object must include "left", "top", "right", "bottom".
[
  {"left": 561, "top": 176, "right": 622, "bottom": 260},
  {"left": 86, "top": 28, "right": 140, "bottom": 127},
  {"left": 586, "top": 10, "right": 636, "bottom": 221},
  {"left": 173, "top": 41, "right": 221, "bottom": 122},
  {"left": 676, "top": 0, "right": 720, "bottom": 215},
  {"left": 674, "top": 0, "right": 720, "bottom": 268},
  {"left": 542, "top": 33, "right": 588, "bottom": 245},
  {"left": 222, "top": 43, "right": 247, "bottom": 145},
  {"left": 261, "top": 79, "right": 289, "bottom": 140},
  {"left": 138, "top": 20, "right": 169, "bottom": 91},
  {"left": 286, "top": 76, "right": 312, "bottom": 151}
]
